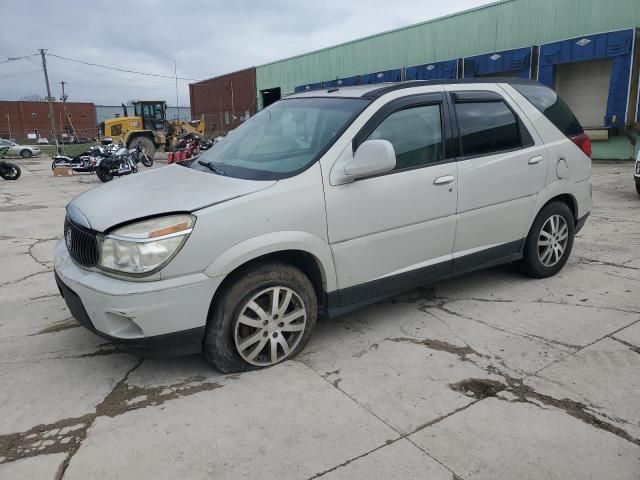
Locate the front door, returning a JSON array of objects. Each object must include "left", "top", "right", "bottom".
[{"left": 324, "top": 94, "right": 458, "bottom": 306}]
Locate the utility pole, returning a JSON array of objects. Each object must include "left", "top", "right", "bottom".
[
  {"left": 4, "top": 113, "right": 10, "bottom": 140},
  {"left": 174, "top": 60, "right": 179, "bottom": 121},
  {"left": 230, "top": 81, "right": 235, "bottom": 125},
  {"left": 39, "top": 49, "right": 59, "bottom": 153},
  {"left": 60, "top": 81, "right": 68, "bottom": 154}
]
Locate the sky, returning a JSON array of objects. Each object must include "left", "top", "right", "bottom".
[{"left": 0, "top": 0, "right": 494, "bottom": 108}]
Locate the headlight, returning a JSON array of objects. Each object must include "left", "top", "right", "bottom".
[{"left": 98, "top": 214, "right": 195, "bottom": 275}]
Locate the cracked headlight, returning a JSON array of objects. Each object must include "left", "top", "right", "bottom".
[{"left": 98, "top": 214, "right": 195, "bottom": 275}]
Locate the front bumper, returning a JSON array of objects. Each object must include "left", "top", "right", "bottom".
[{"left": 54, "top": 240, "right": 222, "bottom": 356}]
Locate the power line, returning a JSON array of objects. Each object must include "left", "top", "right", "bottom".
[
  {"left": 0, "top": 54, "right": 39, "bottom": 65},
  {"left": 47, "top": 53, "right": 200, "bottom": 81},
  {"left": 0, "top": 69, "right": 42, "bottom": 79}
]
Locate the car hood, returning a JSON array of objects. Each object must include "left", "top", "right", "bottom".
[{"left": 68, "top": 164, "right": 276, "bottom": 232}]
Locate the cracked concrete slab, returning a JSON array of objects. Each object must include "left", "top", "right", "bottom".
[
  {"left": 613, "top": 322, "right": 640, "bottom": 349},
  {"left": 0, "top": 452, "right": 66, "bottom": 480},
  {"left": 316, "top": 338, "right": 502, "bottom": 435},
  {"left": 63, "top": 362, "right": 397, "bottom": 480},
  {"left": 435, "top": 298, "right": 637, "bottom": 352},
  {"left": 410, "top": 398, "right": 640, "bottom": 480},
  {"left": 527, "top": 337, "right": 640, "bottom": 440},
  {"left": 316, "top": 439, "right": 452, "bottom": 480},
  {"left": 0, "top": 353, "right": 138, "bottom": 435}
]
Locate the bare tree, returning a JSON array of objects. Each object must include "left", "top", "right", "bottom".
[{"left": 20, "top": 94, "right": 47, "bottom": 102}]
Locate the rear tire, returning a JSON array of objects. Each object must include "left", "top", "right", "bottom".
[
  {"left": 20, "top": 149, "right": 32, "bottom": 158},
  {"left": 203, "top": 262, "right": 317, "bottom": 373},
  {"left": 127, "top": 137, "right": 155, "bottom": 160},
  {"left": 96, "top": 165, "right": 113, "bottom": 182},
  {"left": 517, "top": 201, "right": 575, "bottom": 278},
  {"left": 0, "top": 162, "right": 21, "bottom": 180}
]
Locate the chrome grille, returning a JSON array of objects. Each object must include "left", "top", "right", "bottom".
[{"left": 64, "top": 217, "right": 99, "bottom": 267}]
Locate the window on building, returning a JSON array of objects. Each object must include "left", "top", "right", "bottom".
[
  {"left": 455, "top": 101, "right": 521, "bottom": 157},
  {"left": 366, "top": 104, "right": 443, "bottom": 170}
]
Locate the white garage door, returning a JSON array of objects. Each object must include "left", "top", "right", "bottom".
[{"left": 555, "top": 58, "right": 613, "bottom": 128}]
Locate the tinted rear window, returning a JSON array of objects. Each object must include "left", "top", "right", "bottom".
[
  {"left": 455, "top": 101, "right": 521, "bottom": 157},
  {"left": 512, "top": 84, "right": 583, "bottom": 136}
]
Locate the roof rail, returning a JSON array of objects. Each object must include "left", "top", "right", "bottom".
[{"left": 362, "top": 78, "right": 541, "bottom": 99}]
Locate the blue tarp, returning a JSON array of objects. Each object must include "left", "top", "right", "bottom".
[
  {"left": 463, "top": 47, "right": 532, "bottom": 79},
  {"left": 294, "top": 82, "right": 323, "bottom": 93},
  {"left": 406, "top": 59, "right": 458, "bottom": 80},
  {"left": 323, "top": 76, "right": 359, "bottom": 88},
  {"left": 360, "top": 69, "right": 402, "bottom": 84},
  {"left": 539, "top": 29, "right": 634, "bottom": 127}
]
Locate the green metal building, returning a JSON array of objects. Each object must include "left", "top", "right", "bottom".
[{"left": 252, "top": 0, "right": 640, "bottom": 160}]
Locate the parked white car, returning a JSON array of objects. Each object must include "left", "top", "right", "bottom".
[
  {"left": 55, "top": 79, "right": 592, "bottom": 372},
  {"left": 0, "top": 139, "right": 42, "bottom": 158}
]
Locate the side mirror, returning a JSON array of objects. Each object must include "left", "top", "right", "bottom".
[{"left": 344, "top": 139, "right": 396, "bottom": 179}]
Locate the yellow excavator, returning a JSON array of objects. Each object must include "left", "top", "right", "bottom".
[{"left": 100, "top": 100, "right": 205, "bottom": 158}]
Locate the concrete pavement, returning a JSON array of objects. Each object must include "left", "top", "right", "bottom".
[{"left": 0, "top": 158, "right": 638, "bottom": 479}]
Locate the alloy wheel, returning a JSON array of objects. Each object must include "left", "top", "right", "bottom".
[
  {"left": 537, "top": 214, "right": 569, "bottom": 267},
  {"left": 234, "top": 286, "right": 307, "bottom": 367}
]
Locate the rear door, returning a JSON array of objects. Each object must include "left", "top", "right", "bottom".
[{"left": 446, "top": 84, "right": 548, "bottom": 271}]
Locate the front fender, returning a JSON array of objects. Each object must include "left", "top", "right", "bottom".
[{"left": 204, "top": 231, "right": 337, "bottom": 292}]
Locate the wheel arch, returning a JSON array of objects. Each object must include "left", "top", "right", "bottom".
[{"left": 527, "top": 181, "right": 581, "bottom": 237}]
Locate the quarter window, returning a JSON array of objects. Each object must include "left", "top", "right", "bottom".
[
  {"left": 366, "top": 104, "right": 442, "bottom": 170},
  {"left": 455, "top": 101, "right": 522, "bottom": 157}
]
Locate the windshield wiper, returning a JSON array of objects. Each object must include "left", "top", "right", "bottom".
[{"left": 198, "top": 160, "right": 226, "bottom": 176}]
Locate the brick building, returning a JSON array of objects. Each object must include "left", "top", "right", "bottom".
[
  {"left": 0, "top": 101, "right": 97, "bottom": 141},
  {"left": 189, "top": 67, "right": 257, "bottom": 136}
]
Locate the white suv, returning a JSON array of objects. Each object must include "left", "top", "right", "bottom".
[{"left": 54, "top": 80, "right": 592, "bottom": 372}]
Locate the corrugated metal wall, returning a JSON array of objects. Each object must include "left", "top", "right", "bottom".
[{"left": 256, "top": 0, "right": 640, "bottom": 98}]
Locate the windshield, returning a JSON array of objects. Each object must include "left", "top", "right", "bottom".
[{"left": 191, "top": 97, "right": 368, "bottom": 180}]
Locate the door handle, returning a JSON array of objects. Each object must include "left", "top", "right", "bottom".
[
  {"left": 528, "top": 155, "right": 544, "bottom": 165},
  {"left": 433, "top": 175, "right": 455, "bottom": 185}
]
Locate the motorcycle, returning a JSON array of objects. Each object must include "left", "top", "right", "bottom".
[
  {"left": 95, "top": 143, "right": 152, "bottom": 183},
  {"left": 51, "top": 145, "right": 110, "bottom": 174},
  {"left": 0, "top": 146, "right": 21, "bottom": 180},
  {"left": 167, "top": 133, "right": 202, "bottom": 164}
]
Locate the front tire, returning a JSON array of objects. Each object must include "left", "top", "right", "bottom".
[
  {"left": 518, "top": 201, "right": 575, "bottom": 278},
  {"left": 96, "top": 165, "right": 114, "bottom": 182},
  {"left": 20, "top": 149, "right": 32, "bottom": 158},
  {"left": 127, "top": 137, "right": 155, "bottom": 159},
  {"left": 204, "top": 262, "right": 317, "bottom": 373}
]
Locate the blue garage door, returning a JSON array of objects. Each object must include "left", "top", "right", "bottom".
[
  {"left": 406, "top": 59, "right": 458, "bottom": 80},
  {"left": 538, "top": 29, "right": 635, "bottom": 127},
  {"left": 360, "top": 68, "right": 402, "bottom": 84},
  {"left": 294, "top": 82, "right": 323, "bottom": 93},
  {"left": 464, "top": 47, "right": 532, "bottom": 79}
]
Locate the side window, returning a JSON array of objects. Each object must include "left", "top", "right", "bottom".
[
  {"left": 366, "top": 104, "right": 442, "bottom": 170},
  {"left": 455, "top": 100, "right": 524, "bottom": 157}
]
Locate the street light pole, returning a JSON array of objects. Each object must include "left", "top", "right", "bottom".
[
  {"left": 5, "top": 113, "right": 10, "bottom": 140},
  {"left": 39, "top": 49, "right": 59, "bottom": 153}
]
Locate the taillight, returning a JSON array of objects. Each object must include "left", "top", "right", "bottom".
[{"left": 569, "top": 133, "right": 592, "bottom": 158}]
